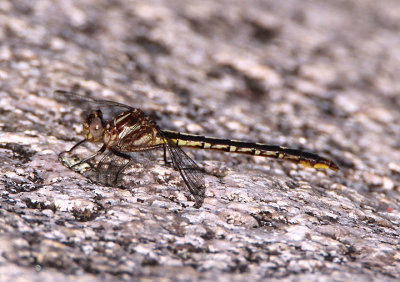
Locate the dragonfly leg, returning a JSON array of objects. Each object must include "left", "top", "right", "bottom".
[
  {"left": 70, "top": 144, "right": 106, "bottom": 169},
  {"left": 109, "top": 149, "right": 133, "bottom": 184},
  {"left": 58, "top": 139, "right": 87, "bottom": 160}
]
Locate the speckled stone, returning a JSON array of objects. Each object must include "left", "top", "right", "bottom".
[{"left": 0, "top": 0, "right": 400, "bottom": 281}]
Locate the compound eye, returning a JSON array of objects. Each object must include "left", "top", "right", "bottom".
[
  {"left": 89, "top": 116, "right": 103, "bottom": 138},
  {"left": 85, "top": 110, "right": 104, "bottom": 140}
]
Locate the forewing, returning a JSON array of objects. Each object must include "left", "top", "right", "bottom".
[
  {"left": 158, "top": 129, "right": 206, "bottom": 207},
  {"left": 54, "top": 90, "right": 134, "bottom": 121}
]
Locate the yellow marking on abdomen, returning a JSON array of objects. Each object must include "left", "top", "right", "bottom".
[
  {"left": 260, "top": 151, "right": 279, "bottom": 157},
  {"left": 203, "top": 142, "right": 211, "bottom": 149},
  {"left": 177, "top": 140, "right": 204, "bottom": 147},
  {"left": 235, "top": 148, "right": 254, "bottom": 154},
  {"left": 210, "top": 144, "right": 229, "bottom": 150},
  {"left": 313, "top": 163, "right": 330, "bottom": 169}
]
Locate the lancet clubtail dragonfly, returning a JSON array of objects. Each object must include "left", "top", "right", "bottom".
[{"left": 56, "top": 90, "right": 338, "bottom": 206}]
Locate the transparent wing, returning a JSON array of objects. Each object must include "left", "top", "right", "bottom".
[
  {"left": 54, "top": 90, "right": 134, "bottom": 121},
  {"left": 158, "top": 129, "right": 206, "bottom": 207}
]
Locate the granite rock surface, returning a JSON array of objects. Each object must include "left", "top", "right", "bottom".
[{"left": 0, "top": 0, "right": 400, "bottom": 281}]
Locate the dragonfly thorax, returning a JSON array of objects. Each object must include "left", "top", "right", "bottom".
[
  {"left": 101, "top": 110, "right": 160, "bottom": 150},
  {"left": 83, "top": 110, "right": 105, "bottom": 142}
]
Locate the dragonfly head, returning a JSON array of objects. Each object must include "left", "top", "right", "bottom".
[{"left": 83, "top": 110, "right": 104, "bottom": 142}]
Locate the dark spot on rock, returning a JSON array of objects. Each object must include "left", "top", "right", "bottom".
[
  {"left": 141, "top": 255, "right": 159, "bottom": 266},
  {"left": 72, "top": 208, "right": 100, "bottom": 222},
  {"left": 23, "top": 198, "right": 56, "bottom": 212},
  {"left": 133, "top": 36, "right": 171, "bottom": 56},
  {"left": 3, "top": 177, "right": 42, "bottom": 193},
  {"left": 246, "top": 18, "right": 281, "bottom": 43},
  {"left": 0, "top": 143, "right": 35, "bottom": 163}
]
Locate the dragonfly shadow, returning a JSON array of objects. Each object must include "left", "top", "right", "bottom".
[{"left": 59, "top": 142, "right": 163, "bottom": 190}]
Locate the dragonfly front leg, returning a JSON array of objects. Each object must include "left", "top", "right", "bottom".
[
  {"left": 58, "top": 139, "right": 87, "bottom": 160},
  {"left": 70, "top": 144, "right": 107, "bottom": 170},
  {"left": 109, "top": 148, "right": 133, "bottom": 184}
]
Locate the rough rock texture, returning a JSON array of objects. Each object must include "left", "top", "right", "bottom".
[{"left": 1, "top": 0, "right": 400, "bottom": 281}]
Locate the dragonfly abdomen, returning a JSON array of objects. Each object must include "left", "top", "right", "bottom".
[{"left": 162, "top": 130, "right": 338, "bottom": 171}]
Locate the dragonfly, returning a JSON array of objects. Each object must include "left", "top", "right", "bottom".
[{"left": 55, "top": 90, "right": 339, "bottom": 207}]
